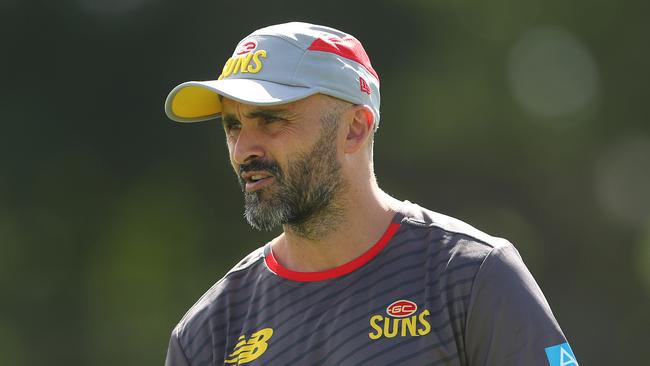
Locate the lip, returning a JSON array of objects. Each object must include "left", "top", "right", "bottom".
[{"left": 245, "top": 176, "right": 275, "bottom": 192}]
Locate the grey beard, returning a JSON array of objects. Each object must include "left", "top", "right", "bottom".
[
  {"left": 242, "top": 110, "right": 346, "bottom": 240},
  {"left": 243, "top": 191, "right": 290, "bottom": 232}
]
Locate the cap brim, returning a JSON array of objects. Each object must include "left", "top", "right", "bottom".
[{"left": 164, "top": 79, "right": 316, "bottom": 123}]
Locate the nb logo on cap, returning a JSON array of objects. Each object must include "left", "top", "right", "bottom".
[{"left": 359, "top": 77, "right": 371, "bottom": 95}]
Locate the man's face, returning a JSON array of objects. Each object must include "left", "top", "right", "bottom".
[{"left": 221, "top": 95, "right": 348, "bottom": 237}]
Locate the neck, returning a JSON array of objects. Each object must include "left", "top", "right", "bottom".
[{"left": 271, "top": 181, "right": 402, "bottom": 273}]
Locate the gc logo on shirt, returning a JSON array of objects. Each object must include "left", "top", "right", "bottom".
[
  {"left": 368, "top": 300, "right": 431, "bottom": 339},
  {"left": 224, "top": 328, "right": 274, "bottom": 365},
  {"left": 545, "top": 342, "right": 579, "bottom": 366}
]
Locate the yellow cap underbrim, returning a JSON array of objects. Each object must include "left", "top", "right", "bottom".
[{"left": 166, "top": 83, "right": 223, "bottom": 123}]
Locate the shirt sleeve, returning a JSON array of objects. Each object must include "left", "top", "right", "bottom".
[
  {"left": 464, "top": 243, "right": 574, "bottom": 366},
  {"left": 165, "top": 328, "right": 191, "bottom": 366}
]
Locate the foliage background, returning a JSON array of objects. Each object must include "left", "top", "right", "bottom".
[{"left": 1, "top": 0, "right": 649, "bottom": 364}]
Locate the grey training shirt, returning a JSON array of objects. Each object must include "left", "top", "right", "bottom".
[{"left": 165, "top": 201, "right": 578, "bottom": 366}]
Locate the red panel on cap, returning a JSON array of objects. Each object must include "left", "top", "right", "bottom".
[{"left": 308, "top": 36, "right": 379, "bottom": 80}]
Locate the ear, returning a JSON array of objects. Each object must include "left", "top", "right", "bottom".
[{"left": 343, "top": 105, "right": 374, "bottom": 154}]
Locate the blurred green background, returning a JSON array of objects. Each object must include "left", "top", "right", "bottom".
[{"left": 1, "top": 0, "right": 649, "bottom": 364}]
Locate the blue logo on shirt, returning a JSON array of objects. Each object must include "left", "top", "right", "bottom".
[{"left": 545, "top": 342, "right": 579, "bottom": 366}]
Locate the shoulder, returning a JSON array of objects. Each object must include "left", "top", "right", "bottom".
[
  {"left": 397, "top": 201, "right": 514, "bottom": 264},
  {"left": 395, "top": 204, "right": 569, "bottom": 365},
  {"left": 171, "top": 246, "right": 267, "bottom": 340}
]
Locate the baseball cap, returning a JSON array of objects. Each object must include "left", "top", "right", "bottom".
[{"left": 164, "top": 22, "right": 380, "bottom": 125}]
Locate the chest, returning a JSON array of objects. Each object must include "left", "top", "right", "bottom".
[{"left": 219, "top": 277, "right": 467, "bottom": 366}]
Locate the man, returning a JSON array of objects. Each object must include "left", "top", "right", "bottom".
[{"left": 163, "top": 22, "right": 578, "bottom": 366}]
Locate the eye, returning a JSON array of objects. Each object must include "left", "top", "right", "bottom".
[
  {"left": 222, "top": 120, "right": 241, "bottom": 137},
  {"left": 222, "top": 119, "right": 241, "bottom": 130}
]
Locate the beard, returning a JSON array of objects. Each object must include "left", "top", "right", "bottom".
[{"left": 237, "top": 111, "right": 346, "bottom": 240}]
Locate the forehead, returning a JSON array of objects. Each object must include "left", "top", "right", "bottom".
[{"left": 221, "top": 98, "right": 300, "bottom": 114}]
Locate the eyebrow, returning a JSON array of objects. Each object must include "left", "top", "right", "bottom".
[
  {"left": 244, "top": 108, "right": 291, "bottom": 119},
  {"left": 221, "top": 104, "right": 295, "bottom": 125},
  {"left": 221, "top": 114, "right": 239, "bottom": 126}
]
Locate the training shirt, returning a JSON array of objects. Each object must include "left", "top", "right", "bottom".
[{"left": 165, "top": 201, "right": 578, "bottom": 366}]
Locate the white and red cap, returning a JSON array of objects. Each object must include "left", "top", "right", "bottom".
[{"left": 164, "top": 22, "right": 380, "bottom": 125}]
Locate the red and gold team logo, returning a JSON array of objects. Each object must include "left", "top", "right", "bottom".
[
  {"left": 369, "top": 300, "right": 431, "bottom": 339},
  {"left": 386, "top": 300, "right": 418, "bottom": 317},
  {"left": 236, "top": 40, "right": 258, "bottom": 55}
]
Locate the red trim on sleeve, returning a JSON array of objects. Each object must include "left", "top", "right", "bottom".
[
  {"left": 265, "top": 222, "right": 401, "bottom": 282},
  {"left": 308, "top": 36, "right": 379, "bottom": 80}
]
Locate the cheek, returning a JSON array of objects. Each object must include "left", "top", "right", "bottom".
[{"left": 226, "top": 143, "right": 238, "bottom": 168}]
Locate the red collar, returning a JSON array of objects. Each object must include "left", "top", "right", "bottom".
[{"left": 265, "top": 222, "right": 401, "bottom": 282}]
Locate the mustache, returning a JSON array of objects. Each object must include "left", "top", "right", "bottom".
[
  {"left": 239, "top": 159, "right": 282, "bottom": 175},
  {"left": 238, "top": 159, "right": 283, "bottom": 180}
]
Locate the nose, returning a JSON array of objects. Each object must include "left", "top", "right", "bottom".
[{"left": 231, "top": 125, "right": 266, "bottom": 165}]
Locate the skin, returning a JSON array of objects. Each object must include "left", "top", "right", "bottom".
[{"left": 221, "top": 94, "right": 403, "bottom": 272}]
